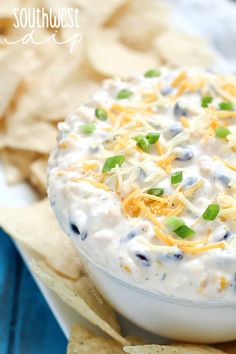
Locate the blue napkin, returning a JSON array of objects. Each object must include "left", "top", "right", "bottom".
[{"left": 0, "top": 230, "right": 67, "bottom": 354}]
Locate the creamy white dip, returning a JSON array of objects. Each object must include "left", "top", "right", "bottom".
[{"left": 48, "top": 68, "right": 236, "bottom": 301}]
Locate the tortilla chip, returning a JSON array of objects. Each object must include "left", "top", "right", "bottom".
[
  {"left": 154, "top": 31, "right": 214, "bottom": 68},
  {"left": 20, "top": 47, "right": 99, "bottom": 122},
  {"left": 32, "top": 260, "right": 129, "bottom": 346},
  {"left": 0, "top": 150, "right": 24, "bottom": 184},
  {"left": 0, "top": 69, "right": 22, "bottom": 118},
  {"left": 0, "top": 0, "right": 20, "bottom": 18},
  {"left": 30, "top": 157, "right": 48, "bottom": 194},
  {"left": 78, "top": 0, "right": 130, "bottom": 27},
  {"left": 0, "top": 148, "right": 37, "bottom": 184},
  {"left": 124, "top": 344, "right": 227, "bottom": 354},
  {"left": 4, "top": 108, "right": 58, "bottom": 153},
  {"left": 31, "top": 75, "right": 99, "bottom": 122},
  {"left": 66, "top": 324, "right": 144, "bottom": 353},
  {"left": 67, "top": 324, "right": 125, "bottom": 354},
  {"left": 86, "top": 30, "right": 158, "bottom": 77},
  {"left": 3, "top": 28, "right": 60, "bottom": 73},
  {"left": 0, "top": 199, "right": 80, "bottom": 280},
  {"left": 0, "top": 1, "right": 19, "bottom": 34},
  {"left": 108, "top": 0, "right": 169, "bottom": 51}
]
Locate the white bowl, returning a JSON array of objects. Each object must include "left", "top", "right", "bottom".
[{"left": 78, "top": 249, "right": 236, "bottom": 343}]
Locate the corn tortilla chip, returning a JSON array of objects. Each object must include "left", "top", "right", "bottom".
[
  {"left": 0, "top": 69, "right": 22, "bottom": 118},
  {"left": 87, "top": 30, "right": 158, "bottom": 77},
  {"left": 0, "top": 150, "right": 24, "bottom": 184},
  {"left": 79, "top": 0, "right": 129, "bottom": 26},
  {"left": 0, "top": 199, "right": 80, "bottom": 279},
  {"left": 2, "top": 29, "right": 60, "bottom": 74},
  {"left": 30, "top": 74, "right": 100, "bottom": 122},
  {"left": 66, "top": 324, "right": 144, "bottom": 354},
  {"left": 30, "top": 157, "right": 48, "bottom": 195},
  {"left": 154, "top": 31, "right": 214, "bottom": 68},
  {"left": 38, "top": 0, "right": 129, "bottom": 34},
  {"left": 4, "top": 113, "right": 58, "bottom": 153},
  {"left": 124, "top": 345, "right": 227, "bottom": 354},
  {"left": 108, "top": 0, "right": 169, "bottom": 51},
  {"left": 22, "top": 48, "right": 99, "bottom": 122},
  {"left": 0, "top": 0, "right": 20, "bottom": 18},
  {"left": 31, "top": 260, "right": 129, "bottom": 346},
  {"left": 0, "top": 0, "right": 20, "bottom": 35},
  {"left": 0, "top": 148, "right": 37, "bottom": 184},
  {"left": 67, "top": 324, "right": 125, "bottom": 354}
]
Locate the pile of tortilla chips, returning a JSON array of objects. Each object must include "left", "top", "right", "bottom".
[
  {"left": 1, "top": 0, "right": 233, "bottom": 353},
  {"left": 66, "top": 324, "right": 236, "bottom": 354},
  {"left": 0, "top": 0, "right": 215, "bottom": 195}
]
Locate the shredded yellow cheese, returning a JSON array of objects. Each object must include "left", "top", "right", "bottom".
[
  {"left": 180, "top": 116, "right": 190, "bottom": 128},
  {"left": 171, "top": 71, "right": 187, "bottom": 88},
  {"left": 70, "top": 178, "right": 111, "bottom": 191},
  {"left": 216, "top": 111, "right": 236, "bottom": 118},
  {"left": 181, "top": 242, "right": 225, "bottom": 254},
  {"left": 111, "top": 104, "right": 137, "bottom": 115},
  {"left": 82, "top": 163, "right": 99, "bottom": 172}
]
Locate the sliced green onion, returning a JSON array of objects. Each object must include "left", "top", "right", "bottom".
[
  {"left": 147, "top": 188, "right": 164, "bottom": 197},
  {"left": 144, "top": 69, "right": 161, "bottom": 78},
  {"left": 117, "top": 89, "right": 133, "bottom": 99},
  {"left": 219, "top": 101, "right": 234, "bottom": 111},
  {"left": 102, "top": 155, "right": 125, "bottom": 173},
  {"left": 165, "top": 216, "right": 185, "bottom": 231},
  {"left": 215, "top": 127, "right": 231, "bottom": 138},
  {"left": 134, "top": 135, "right": 150, "bottom": 152},
  {"left": 95, "top": 108, "right": 108, "bottom": 121},
  {"left": 171, "top": 171, "right": 183, "bottom": 185},
  {"left": 202, "top": 204, "right": 220, "bottom": 221},
  {"left": 201, "top": 96, "right": 213, "bottom": 108},
  {"left": 146, "top": 132, "right": 160, "bottom": 144},
  {"left": 81, "top": 123, "right": 96, "bottom": 134},
  {"left": 175, "top": 225, "right": 196, "bottom": 239}
]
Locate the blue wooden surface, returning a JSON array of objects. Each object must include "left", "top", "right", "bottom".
[{"left": 0, "top": 229, "right": 67, "bottom": 354}]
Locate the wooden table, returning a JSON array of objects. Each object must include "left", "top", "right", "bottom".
[{"left": 0, "top": 230, "right": 67, "bottom": 354}]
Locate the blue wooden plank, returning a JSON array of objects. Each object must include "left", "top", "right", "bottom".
[
  {"left": 0, "top": 230, "right": 21, "bottom": 354},
  {"left": 0, "top": 230, "right": 67, "bottom": 354},
  {"left": 11, "top": 265, "right": 67, "bottom": 354}
]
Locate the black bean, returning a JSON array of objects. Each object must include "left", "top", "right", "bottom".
[
  {"left": 71, "top": 223, "right": 80, "bottom": 234},
  {"left": 135, "top": 252, "right": 151, "bottom": 267},
  {"left": 173, "top": 102, "right": 188, "bottom": 118},
  {"left": 214, "top": 170, "right": 231, "bottom": 186},
  {"left": 81, "top": 232, "right": 87, "bottom": 241},
  {"left": 216, "top": 230, "right": 231, "bottom": 241},
  {"left": 50, "top": 199, "right": 56, "bottom": 207},
  {"left": 175, "top": 147, "right": 193, "bottom": 161},
  {"left": 161, "top": 86, "right": 173, "bottom": 96},
  {"left": 138, "top": 167, "right": 147, "bottom": 179},
  {"left": 173, "top": 251, "right": 184, "bottom": 260},
  {"left": 222, "top": 231, "right": 231, "bottom": 240},
  {"left": 89, "top": 145, "right": 99, "bottom": 153},
  {"left": 121, "top": 230, "right": 137, "bottom": 242},
  {"left": 183, "top": 176, "right": 198, "bottom": 188},
  {"left": 159, "top": 250, "right": 184, "bottom": 262},
  {"left": 162, "top": 273, "right": 167, "bottom": 281},
  {"left": 70, "top": 223, "right": 87, "bottom": 241},
  {"left": 168, "top": 123, "right": 183, "bottom": 137}
]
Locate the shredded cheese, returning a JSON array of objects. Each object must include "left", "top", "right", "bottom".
[
  {"left": 171, "top": 71, "right": 187, "bottom": 88},
  {"left": 70, "top": 178, "right": 111, "bottom": 191},
  {"left": 181, "top": 242, "right": 225, "bottom": 254}
]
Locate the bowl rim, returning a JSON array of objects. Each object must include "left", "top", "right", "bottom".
[{"left": 78, "top": 248, "right": 236, "bottom": 309}]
